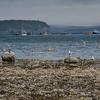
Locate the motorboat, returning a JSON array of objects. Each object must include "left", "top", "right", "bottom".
[
  {"left": 84, "top": 29, "right": 99, "bottom": 35},
  {"left": 92, "top": 30, "right": 99, "bottom": 34},
  {"left": 40, "top": 31, "right": 48, "bottom": 36},
  {"left": 21, "top": 33, "right": 27, "bottom": 36},
  {"left": 15, "top": 32, "right": 32, "bottom": 36}
]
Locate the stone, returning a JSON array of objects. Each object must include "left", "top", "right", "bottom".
[
  {"left": 1, "top": 49, "right": 15, "bottom": 62},
  {"left": 64, "top": 57, "right": 80, "bottom": 64},
  {"left": 69, "top": 64, "right": 78, "bottom": 67}
]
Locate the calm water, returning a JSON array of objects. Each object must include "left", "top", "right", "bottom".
[{"left": 0, "top": 34, "right": 100, "bottom": 60}]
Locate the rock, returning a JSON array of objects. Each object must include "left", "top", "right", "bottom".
[
  {"left": 64, "top": 57, "right": 80, "bottom": 64},
  {"left": 0, "top": 90, "right": 6, "bottom": 95},
  {"left": 1, "top": 49, "right": 15, "bottom": 62},
  {"left": 69, "top": 64, "right": 78, "bottom": 67},
  {"left": 0, "top": 59, "right": 99, "bottom": 100}
]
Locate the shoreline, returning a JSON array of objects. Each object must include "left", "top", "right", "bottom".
[
  {"left": 0, "top": 58, "right": 100, "bottom": 68},
  {"left": 0, "top": 58, "right": 100, "bottom": 99}
]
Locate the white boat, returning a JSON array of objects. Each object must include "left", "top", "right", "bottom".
[
  {"left": 93, "top": 30, "right": 99, "bottom": 34},
  {"left": 21, "top": 33, "right": 27, "bottom": 36},
  {"left": 84, "top": 29, "right": 99, "bottom": 35},
  {"left": 40, "top": 31, "right": 48, "bottom": 35}
]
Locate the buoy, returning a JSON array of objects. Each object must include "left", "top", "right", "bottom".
[{"left": 48, "top": 48, "right": 55, "bottom": 52}]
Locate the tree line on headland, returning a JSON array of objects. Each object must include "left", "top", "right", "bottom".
[{"left": 0, "top": 20, "right": 50, "bottom": 35}]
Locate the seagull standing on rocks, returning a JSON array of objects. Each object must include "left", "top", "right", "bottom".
[
  {"left": 68, "top": 50, "right": 72, "bottom": 57},
  {"left": 91, "top": 56, "right": 95, "bottom": 61}
]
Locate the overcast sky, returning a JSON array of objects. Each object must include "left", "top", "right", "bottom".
[{"left": 0, "top": 0, "right": 100, "bottom": 26}]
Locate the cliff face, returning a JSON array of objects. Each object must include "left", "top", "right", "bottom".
[{"left": 0, "top": 20, "right": 50, "bottom": 34}]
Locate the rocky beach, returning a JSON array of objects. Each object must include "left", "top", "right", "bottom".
[
  {"left": 0, "top": 59, "right": 100, "bottom": 100},
  {"left": 0, "top": 1, "right": 100, "bottom": 100}
]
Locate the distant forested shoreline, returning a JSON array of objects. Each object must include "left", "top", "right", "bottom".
[{"left": 0, "top": 20, "right": 49, "bottom": 35}]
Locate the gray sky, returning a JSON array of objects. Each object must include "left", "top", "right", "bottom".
[{"left": 0, "top": 0, "right": 100, "bottom": 26}]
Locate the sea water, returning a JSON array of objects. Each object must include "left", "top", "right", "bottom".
[{"left": 0, "top": 34, "right": 100, "bottom": 60}]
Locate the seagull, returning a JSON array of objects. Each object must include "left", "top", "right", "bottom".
[
  {"left": 91, "top": 56, "right": 95, "bottom": 60},
  {"left": 68, "top": 50, "right": 72, "bottom": 56}
]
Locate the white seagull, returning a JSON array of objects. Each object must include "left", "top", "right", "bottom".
[
  {"left": 91, "top": 56, "right": 95, "bottom": 60},
  {"left": 68, "top": 50, "right": 72, "bottom": 56}
]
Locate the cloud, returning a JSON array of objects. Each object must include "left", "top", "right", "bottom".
[
  {"left": 0, "top": 0, "right": 100, "bottom": 25},
  {"left": 1, "top": 0, "right": 100, "bottom": 7},
  {"left": 60, "top": 0, "right": 100, "bottom": 4}
]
